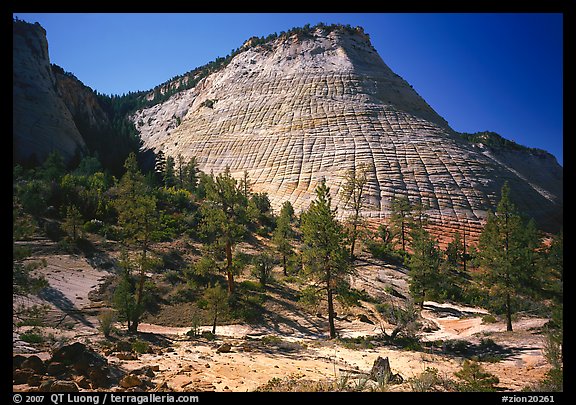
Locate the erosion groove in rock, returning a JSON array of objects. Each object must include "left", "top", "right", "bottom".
[{"left": 133, "top": 26, "right": 562, "bottom": 235}]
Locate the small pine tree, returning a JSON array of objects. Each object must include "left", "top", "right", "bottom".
[
  {"left": 408, "top": 226, "right": 441, "bottom": 309},
  {"left": 203, "top": 284, "right": 229, "bottom": 334},
  {"left": 272, "top": 201, "right": 295, "bottom": 276},
  {"left": 163, "top": 155, "right": 176, "bottom": 188},
  {"left": 62, "top": 205, "right": 83, "bottom": 241},
  {"left": 340, "top": 163, "right": 371, "bottom": 260}
]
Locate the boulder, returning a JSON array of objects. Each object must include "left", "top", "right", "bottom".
[
  {"left": 21, "top": 355, "right": 46, "bottom": 374},
  {"left": 120, "top": 374, "right": 142, "bottom": 388},
  {"left": 49, "top": 380, "right": 79, "bottom": 392},
  {"left": 116, "top": 352, "right": 138, "bottom": 360},
  {"left": 216, "top": 343, "right": 232, "bottom": 353},
  {"left": 357, "top": 314, "right": 374, "bottom": 324},
  {"left": 46, "top": 362, "right": 67, "bottom": 376},
  {"left": 88, "top": 366, "right": 109, "bottom": 388},
  {"left": 13, "top": 354, "right": 27, "bottom": 370},
  {"left": 13, "top": 368, "right": 35, "bottom": 384},
  {"left": 50, "top": 342, "right": 107, "bottom": 375}
]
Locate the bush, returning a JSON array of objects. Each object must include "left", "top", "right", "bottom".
[
  {"left": 19, "top": 328, "right": 44, "bottom": 344},
  {"left": 132, "top": 339, "right": 150, "bottom": 354},
  {"left": 454, "top": 360, "right": 499, "bottom": 391},
  {"left": 251, "top": 253, "right": 274, "bottom": 287},
  {"left": 98, "top": 309, "right": 116, "bottom": 338}
]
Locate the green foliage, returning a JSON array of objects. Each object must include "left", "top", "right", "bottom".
[
  {"left": 252, "top": 252, "right": 275, "bottom": 287},
  {"left": 113, "top": 153, "right": 160, "bottom": 249},
  {"left": 298, "top": 285, "right": 321, "bottom": 308},
  {"left": 459, "top": 131, "right": 548, "bottom": 156},
  {"left": 365, "top": 224, "right": 404, "bottom": 264},
  {"left": 409, "top": 367, "right": 455, "bottom": 392},
  {"left": 98, "top": 309, "right": 116, "bottom": 338},
  {"left": 131, "top": 339, "right": 150, "bottom": 354},
  {"left": 300, "top": 179, "right": 350, "bottom": 338},
  {"left": 13, "top": 201, "right": 48, "bottom": 297},
  {"left": 200, "top": 167, "right": 253, "bottom": 294},
  {"left": 62, "top": 204, "right": 83, "bottom": 241},
  {"left": 112, "top": 266, "right": 141, "bottom": 331},
  {"left": 339, "top": 163, "right": 372, "bottom": 259},
  {"left": 389, "top": 195, "right": 414, "bottom": 253},
  {"left": 203, "top": 283, "right": 229, "bottom": 334},
  {"left": 454, "top": 360, "right": 500, "bottom": 392},
  {"left": 477, "top": 182, "right": 540, "bottom": 331},
  {"left": 19, "top": 328, "right": 45, "bottom": 344},
  {"left": 408, "top": 226, "right": 441, "bottom": 308},
  {"left": 272, "top": 201, "right": 295, "bottom": 275}
]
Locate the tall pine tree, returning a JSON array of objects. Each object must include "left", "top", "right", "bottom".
[
  {"left": 112, "top": 153, "right": 159, "bottom": 332},
  {"left": 301, "top": 179, "right": 350, "bottom": 339},
  {"left": 477, "top": 182, "right": 538, "bottom": 331},
  {"left": 200, "top": 168, "right": 251, "bottom": 294}
]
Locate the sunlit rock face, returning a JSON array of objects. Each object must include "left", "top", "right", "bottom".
[{"left": 134, "top": 26, "right": 562, "bottom": 237}]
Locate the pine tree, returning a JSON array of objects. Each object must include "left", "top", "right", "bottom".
[
  {"left": 163, "top": 155, "right": 176, "bottom": 188},
  {"left": 62, "top": 204, "right": 83, "bottom": 241},
  {"left": 112, "top": 153, "right": 159, "bottom": 332},
  {"left": 408, "top": 225, "right": 441, "bottom": 309},
  {"left": 477, "top": 182, "right": 538, "bottom": 331},
  {"left": 203, "top": 284, "right": 229, "bottom": 334},
  {"left": 300, "top": 179, "right": 350, "bottom": 339},
  {"left": 200, "top": 167, "right": 251, "bottom": 294},
  {"left": 340, "top": 163, "right": 371, "bottom": 260},
  {"left": 272, "top": 201, "right": 295, "bottom": 276},
  {"left": 390, "top": 195, "right": 413, "bottom": 255}
]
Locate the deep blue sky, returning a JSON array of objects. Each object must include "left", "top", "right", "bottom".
[{"left": 13, "top": 13, "right": 563, "bottom": 165}]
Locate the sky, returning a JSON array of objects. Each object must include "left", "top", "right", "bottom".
[{"left": 13, "top": 13, "right": 563, "bottom": 166}]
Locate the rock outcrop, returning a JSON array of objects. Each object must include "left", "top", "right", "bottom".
[
  {"left": 13, "top": 19, "right": 87, "bottom": 165},
  {"left": 133, "top": 25, "right": 562, "bottom": 235}
]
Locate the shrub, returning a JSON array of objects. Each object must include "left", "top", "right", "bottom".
[
  {"left": 98, "top": 309, "right": 116, "bottom": 338},
  {"left": 20, "top": 328, "right": 44, "bottom": 344},
  {"left": 132, "top": 339, "right": 150, "bottom": 354},
  {"left": 454, "top": 360, "right": 499, "bottom": 392}
]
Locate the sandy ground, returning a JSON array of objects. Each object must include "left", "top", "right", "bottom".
[{"left": 13, "top": 243, "right": 552, "bottom": 392}]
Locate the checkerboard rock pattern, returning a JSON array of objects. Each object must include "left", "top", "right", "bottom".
[{"left": 133, "top": 27, "right": 562, "bottom": 241}]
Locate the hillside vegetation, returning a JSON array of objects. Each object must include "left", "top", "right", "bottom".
[{"left": 13, "top": 151, "right": 563, "bottom": 392}]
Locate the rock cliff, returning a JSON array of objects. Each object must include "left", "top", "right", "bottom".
[
  {"left": 133, "top": 25, "right": 562, "bottom": 235},
  {"left": 13, "top": 20, "right": 87, "bottom": 165}
]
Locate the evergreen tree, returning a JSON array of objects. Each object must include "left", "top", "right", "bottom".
[
  {"left": 112, "top": 153, "right": 160, "bottom": 332},
  {"left": 439, "top": 231, "right": 468, "bottom": 301},
  {"left": 163, "top": 155, "right": 176, "bottom": 188},
  {"left": 300, "top": 179, "right": 350, "bottom": 339},
  {"left": 408, "top": 226, "right": 441, "bottom": 309},
  {"left": 390, "top": 195, "right": 413, "bottom": 255},
  {"left": 184, "top": 156, "right": 200, "bottom": 193},
  {"left": 272, "top": 201, "right": 295, "bottom": 276},
  {"left": 240, "top": 170, "right": 252, "bottom": 199},
  {"left": 340, "top": 163, "right": 371, "bottom": 260},
  {"left": 200, "top": 167, "right": 251, "bottom": 294},
  {"left": 203, "top": 284, "right": 229, "bottom": 334},
  {"left": 62, "top": 204, "right": 83, "bottom": 241},
  {"left": 477, "top": 182, "right": 538, "bottom": 331},
  {"left": 112, "top": 251, "right": 140, "bottom": 332}
]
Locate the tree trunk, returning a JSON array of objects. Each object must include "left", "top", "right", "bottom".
[
  {"left": 506, "top": 292, "right": 513, "bottom": 331},
  {"left": 212, "top": 308, "right": 218, "bottom": 335},
  {"left": 282, "top": 254, "right": 287, "bottom": 276},
  {"left": 350, "top": 234, "right": 356, "bottom": 261},
  {"left": 225, "top": 240, "right": 235, "bottom": 294},
  {"left": 327, "top": 282, "right": 336, "bottom": 339}
]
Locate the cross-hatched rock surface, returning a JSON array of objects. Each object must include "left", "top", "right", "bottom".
[{"left": 132, "top": 27, "right": 555, "bottom": 236}]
